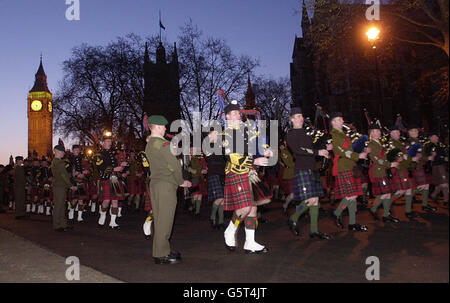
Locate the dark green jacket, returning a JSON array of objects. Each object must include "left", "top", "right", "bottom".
[
  {"left": 145, "top": 135, "right": 184, "bottom": 186},
  {"left": 368, "top": 140, "right": 391, "bottom": 178},
  {"left": 331, "top": 128, "right": 359, "bottom": 173},
  {"left": 51, "top": 158, "right": 72, "bottom": 188}
]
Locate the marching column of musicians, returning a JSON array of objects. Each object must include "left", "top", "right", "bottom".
[{"left": 1, "top": 107, "right": 448, "bottom": 264}]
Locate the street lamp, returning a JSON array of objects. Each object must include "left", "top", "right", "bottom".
[
  {"left": 366, "top": 27, "right": 380, "bottom": 48},
  {"left": 366, "top": 26, "right": 384, "bottom": 122}
]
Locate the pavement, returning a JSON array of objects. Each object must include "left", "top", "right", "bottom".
[{"left": 0, "top": 195, "right": 448, "bottom": 283}]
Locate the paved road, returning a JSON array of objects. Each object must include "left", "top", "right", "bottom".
[{"left": 0, "top": 196, "right": 448, "bottom": 283}]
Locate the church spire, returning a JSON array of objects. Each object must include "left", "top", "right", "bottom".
[
  {"left": 301, "top": 0, "right": 310, "bottom": 37},
  {"left": 244, "top": 73, "right": 256, "bottom": 110},
  {"left": 30, "top": 55, "right": 50, "bottom": 93}
]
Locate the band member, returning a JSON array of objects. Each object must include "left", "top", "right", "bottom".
[
  {"left": 127, "top": 150, "right": 144, "bottom": 212},
  {"left": 51, "top": 145, "right": 77, "bottom": 232},
  {"left": 204, "top": 125, "right": 226, "bottom": 229},
  {"left": 145, "top": 115, "right": 191, "bottom": 264},
  {"left": 286, "top": 107, "right": 331, "bottom": 239},
  {"left": 30, "top": 158, "right": 41, "bottom": 214},
  {"left": 14, "top": 156, "right": 27, "bottom": 219},
  {"left": 407, "top": 125, "right": 436, "bottom": 213},
  {"left": 330, "top": 112, "right": 369, "bottom": 232},
  {"left": 389, "top": 126, "right": 418, "bottom": 219},
  {"left": 40, "top": 157, "right": 53, "bottom": 216},
  {"left": 86, "top": 149, "right": 99, "bottom": 213},
  {"left": 428, "top": 133, "right": 449, "bottom": 206},
  {"left": 222, "top": 100, "right": 273, "bottom": 254},
  {"left": 279, "top": 140, "right": 295, "bottom": 214},
  {"left": 139, "top": 147, "right": 153, "bottom": 240},
  {"left": 68, "top": 145, "right": 89, "bottom": 222},
  {"left": 367, "top": 123, "right": 400, "bottom": 222},
  {"left": 188, "top": 147, "right": 206, "bottom": 216},
  {"left": 96, "top": 131, "right": 127, "bottom": 229}
]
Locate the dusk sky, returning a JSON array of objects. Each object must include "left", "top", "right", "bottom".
[{"left": 0, "top": 0, "right": 304, "bottom": 164}]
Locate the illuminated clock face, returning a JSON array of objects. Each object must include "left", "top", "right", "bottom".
[
  {"left": 31, "top": 100, "right": 42, "bottom": 111},
  {"left": 48, "top": 101, "right": 52, "bottom": 112}
]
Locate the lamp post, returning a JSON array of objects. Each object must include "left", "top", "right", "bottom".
[{"left": 366, "top": 27, "right": 385, "bottom": 124}]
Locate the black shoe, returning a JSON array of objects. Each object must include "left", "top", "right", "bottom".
[
  {"left": 144, "top": 235, "right": 151, "bottom": 240},
  {"left": 334, "top": 214, "right": 344, "bottom": 229},
  {"left": 210, "top": 219, "right": 216, "bottom": 229},
  {"left": 54, "top": 227, "right": 66, "bottom": 232},
  {"left": 382, "top": 215, "right": 400, "bottom": 223},
  {"left": 422, "top": 205, "right": 437, "bottom": 213},
  {"left": 348, "top": 223, "right": 368, "bottom": 232},
  {"left": 244, "top": 246, "right": 269, "bottom": 254},
  {"left": 287, "top": 220, "right": 300, "bottom": 236},
  {"left": 225, "top": 244, "right": 236, "bottom": 252},
  {"left": 154, "top": 255, "right": 180, "bottom": 264},
  {"left": 215, "top": 223, "right": 225, "bottom": 230},
  {"left": 169, "top": 251, "right": 181, "bottom": 260},
  {"left": 309, "top": 232, "right": 331, "bottom": 240},
  {"left": 406, "top": 211, "right": 419, "bottom": 219},
  {"left": 369, "top": 210, "right": 380, "bottom": 221}
]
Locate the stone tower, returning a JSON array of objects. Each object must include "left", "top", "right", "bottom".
[{"left": 27, "top": 56, "right": 53, "bottom": 158}]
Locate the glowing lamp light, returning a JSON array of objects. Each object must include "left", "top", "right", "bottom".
[{"left": 366, "top": 27, "right": 380, "bottom": 41}]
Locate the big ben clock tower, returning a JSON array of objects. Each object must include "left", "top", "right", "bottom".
[{"left": 27, "top": 56, "right": 53, "bottom": 158}]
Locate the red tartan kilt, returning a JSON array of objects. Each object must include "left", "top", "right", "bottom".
[
  {"left": 89, "top": 181, "right": 98, "bottom": 197},
  {"left": 413, "top": 167, "right": 433, "bottom": 186},
  {"left": 280, "top": 178, "right": 294, "bottom": 195},
  {"left": 358, "top": 173, "right": 369, "bottom": 185},
  {"left": 370, "top": 176, "right": 395, "bottom": 196},
  {"left": 67, "top": 182, "right": 89, "bottom": 200},
  {"left": 144, "top": 186, "right": 152, "bottom": 212},
  {"left": 224, "top": 172, "right": 254, "bottom": 211},
  {"left": 98, "top": 180, "right": 125, "bottom": 201},
  {"left": 127, "top": 177, "right": 144, "bottom": 195},
  {"left": 266, "top": 170, "right": 280, "bottom": 187},
  {"left": 191, "top": 177, "right": 207, "bottom": 196},
  {"left": 31, "top": 187, "right": 41, "bottom": 201},
  {"left": 334, "top": 170, "right": 363, "bottom": 200},
  {"left": 392, "top": 169, "right": 415, "bottom": 191}
]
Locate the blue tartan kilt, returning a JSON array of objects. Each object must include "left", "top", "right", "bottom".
[
  {"left": 293, "top": 169, "right": 324, "bottom": 202},
  {"left": 208, "top": 174, "right": 224, "bottom": 203}
]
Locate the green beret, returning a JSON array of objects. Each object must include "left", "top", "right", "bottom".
[
  {"left": 54, "top": 145, "right": 65, "bottom": 152},
  {"left": 148, "top": 115, "right": 168, "bottom": 126}
]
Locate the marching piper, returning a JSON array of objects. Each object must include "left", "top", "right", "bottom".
[{"left": 286, "top": 107, "right": 331, "bottom": 239}]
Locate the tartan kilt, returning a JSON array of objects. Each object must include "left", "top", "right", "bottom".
[
  {"left": 392, "top": 168, "right": 415, "bottom": 191},
  {"left": 432, "top": 165, "right": 449, "bottom": 185},
  {"left": 89, "top": 181, "right": 98, "bottom": 198},
  {"left": 266, "top": 170, "right": 280, "bottom": 187},
  {"left": 413, "top": 167, "right": 433, "bottom": 186},
  {"left": 207, "top": 174, "right": 224, "bottom": 203},
  {"left": 358, "top": 173, "right": 369, "bottom": 185},
  {"left": 293, "top": 169, "right": 324, "bottom": 202},
  {"left": 251, "top": 180, "right": 273, "bottom": 206},
  {"left": 190, "top": 177, "right": 207, "bottom": 196},
  {"left": 98, "top": 179, "right": 125, "bottom": 201},
  {"left": 370, "top": 176, "right": 395, "bottom": 196},
  {"left": 280, "top": 178, "right": 294, "bottom": 195},
  {"left": 223, "top": 172, "right": 254, "bottom": 211},
  {"left": 144, "top": 185, "right": 152, "bottom": 212},
  {"left": 334, "top": 170, "right": 363, "bottom": 200},
  {"left": 67, "top": 182, "right": 89, "bottom": 200},
  {"left": 30, "top": 186, "right": 41, "bottom": 201},
  {"left": 127, "top": 176, "right": 143, "bottom": 195}
]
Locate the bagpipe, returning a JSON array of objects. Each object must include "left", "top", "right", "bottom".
[{"left": 303, "top": 117, "right": 332, "bottom": 174}]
